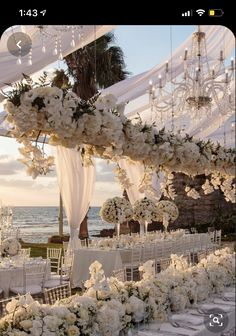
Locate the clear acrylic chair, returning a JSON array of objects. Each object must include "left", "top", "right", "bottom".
[
  {"left": 124, "top": 247, "right": 142, "bottom": 281},
  {"left": 112, "top": 268, "right": 127, "bottom": 282},
  {"left": 19, "top": 248, "right": 31, "bottom": 258},
  {"left": 143, "top": 243, "right": 155, "bottom": 262},
  {"left": 159, "top": 257, "right": 171, "bottom": 272},
  {"left": 215, "top": 229, "right": 221, "bottom": 247},
  {"left": 47, "top": 247, "right": 62, "bottom": 274},
  {"left": 43, "top": 283, "right": 71, "bottom": 305},
  {"left": 9, "top": 261, "right": 48, "bottom": 297},
  {"left": 197, "top": 250, "right": 206, "bottom": 263},
  {"left": 44, "top": 252, "right": 74, "bottom": 288}
]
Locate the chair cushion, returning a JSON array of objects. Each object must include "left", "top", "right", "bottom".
[
  {"left": 51, "top": 274, "right": 70, "bottom": 281},
  {"left": 44, "top": 279, "right": 68, "bottom": 288},
  {"left": 10, "top": 285, "right": 42, "bottom": 295}
]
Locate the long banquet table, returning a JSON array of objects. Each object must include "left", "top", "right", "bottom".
[{"left": 71, "top": 233, "right": 211, "bottom": 288}]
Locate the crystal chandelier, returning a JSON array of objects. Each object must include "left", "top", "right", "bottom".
[
  {"left": 25, "top": 25, "right": 84, "bottom": 63},
  {"left": 149, "top": 26, "right": 235, "bottom": 122}
]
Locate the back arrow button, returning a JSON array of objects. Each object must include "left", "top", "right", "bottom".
[{"left": 16, "top": 40, "right": 22, "bottom": 49}]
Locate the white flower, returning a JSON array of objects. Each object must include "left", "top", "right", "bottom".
[
  {"left": 97, "top": 304, "right": 121, "bottom": 336},
  {"left": 67, "top": 325, "right": 80, "bottom": 336},
  {"left": 139, "top": 260, "right": 155, "bottom": 280},
  {"left": 100, "top": 197, "right": 133, "bottom": 224},
  {"left": 43, "top": 315, "right": 62, "bottom": 331},
  {"left": 66, "top": 313, "right": 77, "bottom": 324},
  {"left": 20, "top": 320, "right": 33, "bottom": 329},
  {"left": 128, "top": 295, "right": 145, "bottom": 322},
  {"left": 1, "top": 238, "right": 21, "bottom": 257},
  {"left": 156, "top": 200, "right": 179, "bottom": 224},
  {"left": 95, "top": 94, "right": 117, "bottom": 110},
  {"left": 133, "top": 197, "right": 159, "bottom": 224}
]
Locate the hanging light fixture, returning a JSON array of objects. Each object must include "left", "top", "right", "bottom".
[
  {"left": 149, "top": 26, "right": 235, "bottom": 122},
  {"left": 36, "top": 25, "right": 84, "bottom": 60}
]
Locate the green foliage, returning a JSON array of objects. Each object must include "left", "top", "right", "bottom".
[
  {"left": 65, "top": 32, "right": 129, "bottom": 100},
  {"left": 3, "top": 80, "right": 31, "bottom": 106},
  {"left": 72, "top": 93, "right": 100, "bottom": 121}
]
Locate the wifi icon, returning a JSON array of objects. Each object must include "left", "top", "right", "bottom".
[{"left": 196, "top": 9, "right": 205, "bottom": 16}]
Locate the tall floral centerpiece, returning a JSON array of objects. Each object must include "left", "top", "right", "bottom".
[
  {"left": 133, "top": 197, "right": 160, "bottom": 235},
  {"left": 156, "top": 200, "right": 179, "bottom": 232},
  {"left": 1, "top": 238, "right": 21, "bottom": 257},
  {"left": 100, "top": 197, "right": 133, "bottom": 238}
]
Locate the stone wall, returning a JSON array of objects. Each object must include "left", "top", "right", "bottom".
[
  {"left": 100, "top": 173, "right": 235, "bottom": 236},
  {"left": 168, "top": 173, "right": 235, "bottom": 230}
]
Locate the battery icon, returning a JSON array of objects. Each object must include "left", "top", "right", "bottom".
[{"left": 209, "top": 9, "right": 224, "bottom": 17}]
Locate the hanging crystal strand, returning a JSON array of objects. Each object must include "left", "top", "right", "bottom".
[
  {"left": 42, "top": 39, "right": 46, "bottom": 53},
  {"left": 80, "top": 26, "right": 84, "bottom": 48},
  {"left": 16, "top": 48, "right": 22, "bottom": 65},
  {"left": 27, "top": 47, "right": 32, "bottom": 66},
  {"left": 53, "top": 38, "right": 58, "bottom": 56},
  {"left": 70, "top": 27, "right": 75, "bottom": 47},
  {"left": 58, "top": 35, "right": 63, "bottom": 60}
]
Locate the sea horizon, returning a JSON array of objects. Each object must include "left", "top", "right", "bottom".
[{"left": 7, "top": 206, "right": 113, "bottom": 243}]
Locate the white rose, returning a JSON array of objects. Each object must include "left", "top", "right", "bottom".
[
  {"left": 66, "top": 313, "right": 77, "bottom": 324},
  {"left": 43, "top": 316, "right": 62, "bottom": 331},
  {"left": 20, "top": 319, "right": 33, "bottom": 329},
  {"left": 67, "top": 325, "right": 80, "bottom": 336},
  {"left": 13, "top": 332, "right": 28, "bottom": 336},
  {"left": 80, "top": 308, "right": 89, "bottom": 321}
]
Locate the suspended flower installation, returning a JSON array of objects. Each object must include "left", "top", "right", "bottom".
[
  {"left": 2, "top": 73, "right": 235, "bottom": 202},
  {"left": 113, "top": 166, "right": 133, "bottom": 190}
]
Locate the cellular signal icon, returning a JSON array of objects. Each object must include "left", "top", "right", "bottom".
[{"left": 182, "top": 10, "right": 192, "bottom": 16}]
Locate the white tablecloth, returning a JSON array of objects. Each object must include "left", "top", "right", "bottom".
[
  {"left": 71, "top": 249, "right": 123, "bottom": 288},
  {"left": 71, "top": 234, "right": 211, "bottom": 288},
  {"left": 133, "top": 287, "right": 235, "bottom": 336},
  {"left": 0, "top": 259, "right": 51, "bottom": 297}
]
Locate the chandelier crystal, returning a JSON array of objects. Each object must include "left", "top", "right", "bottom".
[{"left": 149, "top": 26, "right": 235, "bottom": 123}]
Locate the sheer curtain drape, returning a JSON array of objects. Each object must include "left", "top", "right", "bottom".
[
  {"left": 55, "top": 146, "right": 95, "bottom": 250},
  {"left": 118, "top": 159, "right": 161, "bottom": 205}
]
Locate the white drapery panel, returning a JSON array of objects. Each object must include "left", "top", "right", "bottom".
[
  {"left": 119, "top": 159, "right": 161, "bottom": 205},
  {"left": 55, "top": 146, "right": 95, "bottom": 250},
  {"left": 0, "top": 25, "right": 116, "bottom": 89}
]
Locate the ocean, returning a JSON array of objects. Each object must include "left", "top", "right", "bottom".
[{"left": 11, "top": 207, "right": 114, "bottom": 243}]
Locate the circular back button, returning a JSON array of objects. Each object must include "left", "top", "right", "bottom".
[{"left": 7, "top": 32, "right": 32, "bottom": 57}]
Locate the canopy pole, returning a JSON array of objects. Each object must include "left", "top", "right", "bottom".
[{"left": 58, "top": 193, "right": 63, "bottom": 237}]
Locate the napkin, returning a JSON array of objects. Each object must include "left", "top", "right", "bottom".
[
  {"left": 171, "top": 313, "right": 203, "bottom": 325},
  {"left": 200, "top": 303, "right": 233, "bottom": 312},
  {"left": 224, "top": 292, "right": 235, "bottom": 299}
]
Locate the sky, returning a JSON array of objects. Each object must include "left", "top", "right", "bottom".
[{"left": 0, "top": 25, "right": 216, "bottom": 206}]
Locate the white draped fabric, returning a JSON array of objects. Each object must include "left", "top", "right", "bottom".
[
  {"left": 55, "top": 146, "right": 95, "bottom": 250},
  {"left": 119, "top": 159, "right": 161, "bottom": 204},
  {"left": 101, "top": 25, "right": 235, "bottom": 148},
  {"left": 102, "top": 26, "right": 234, "bottom": 105},
  {"left": 0, "top": 25, "right": 116, "bottom": 89}
]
